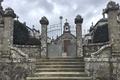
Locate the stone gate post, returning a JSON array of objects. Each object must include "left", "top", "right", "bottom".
[
  {"left": 75, "top": 15, "right": 83, "bottom": 57},
  {"left": 103, "top": 1, "right": 120, "bottom": 53},
  {"left": 2, "top": 8, "right": 16, "bottom": 57},
  {"left": 40, "top": 16, "right": 49, "bottom": 58}
]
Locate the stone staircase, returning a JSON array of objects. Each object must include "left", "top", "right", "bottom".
[{"left": 26, "top": 57, "right": 91, "bottom": 80}]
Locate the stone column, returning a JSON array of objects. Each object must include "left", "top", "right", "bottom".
[
  {"left": 40, "top": 16, "right": 49, "bottom": 58},
  {"left": 2, "top": 8, "right": 16, "bottom": 57},
  {"left": 104, "top": 1, "right": 120, "bottom": 52},
  {"left": 75, "top": 15, "right": 83, "bottom": 57}
]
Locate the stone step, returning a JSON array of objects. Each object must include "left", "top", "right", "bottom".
[
  {"left": 27, "top": 76, "right": 91, "bottom": 80},
  {"left": 1, "top": 53, "right": 10, "bottom": 58},
  {"left": 35, "top": 68, "right": 84, "bottom": 72},
  {"left": 112, "top": 54, "right": 120, "bottom": 57},
  {"left": 36, "top": 58, "right": 84, "bottom": 62},
  {"left": 26, "top": 58, "right": 90, "bottom": 80},
  {"left": 36, "top": 57, "right": 84, "bottom": 60},
  {"left": 36, "top": 62, "right": 85, "bottom": 65},
  {"left": 36, "top": 65, "right": 85, "bottom": 68},
  {"left": 33, "top": 72, "right": 88, "bottom": 77}
]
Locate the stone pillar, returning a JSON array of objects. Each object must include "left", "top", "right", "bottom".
[
  {"left": 2, "top": 8, "right": 16, "bottom": 57},
  {"left": 104, "top": 1, "right": 120, "bottom": 52},
  {"left": 40, "top": 16, "right": 49, "bottom": 58},
  {"left": 75, "top": 15, "right": 83, "bottom": 57}
]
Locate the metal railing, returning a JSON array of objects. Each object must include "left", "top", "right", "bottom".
[{"left": 47, "top": 23, "right": 76, "bottom": 39}]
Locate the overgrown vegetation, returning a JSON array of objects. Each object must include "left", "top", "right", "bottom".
[
  {"left": 93, "top": 24, "right": 109, "bottom": 43},
  {"left": 13, "top": 20, "right": 40, "bottom": 45}
]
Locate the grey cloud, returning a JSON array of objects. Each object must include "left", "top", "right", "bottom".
[
  {"left": 33, "top": 0, "right": 54, "bottom": 12},
  {"left": 84, "top": 0, "right": 106, "bottom": 7},
  {"left": 50, "top": 0, "right": 106, "bottom": 18},
  {"left": 52, "top": 0, "right": 72, "bottom": 6},
  {"left": 9, "top": 0, "right": 54, "bottom": 16},
  {"left": 28, "top": 0, "right": 53, "bottom": 12},
  {"left": 2, "top": 0, "right": 120, "bottom": 34}
]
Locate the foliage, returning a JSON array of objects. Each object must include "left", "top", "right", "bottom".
[
  {"left": 13, "top": 20, "right": 41, "bottom": 45},
  {"left": 93, "top": 24, "right": 109, "bottom": 43},
  {"left": 13, "top": 20, "right": 29, "bottom": 45}
]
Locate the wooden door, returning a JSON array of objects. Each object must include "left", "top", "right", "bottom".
[{"left": 64, "top": 40, "right": 70, "bottom": 56}]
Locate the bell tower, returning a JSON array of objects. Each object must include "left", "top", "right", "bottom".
[{"left": 63, "top": 19, "right": 71, "bottom": 33}]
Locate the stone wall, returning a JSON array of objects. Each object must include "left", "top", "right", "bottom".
[
  {"left": 84, "top": 42, "right": 119, "bottom": 80},
  {"left": 0, "top": 59, "right": 35, "bottom": 80},
  {"left": 13, "top": 45, "right": 41, "bottom": 58},
  {"left": 83, "top": 42, "right": 109, "bottom": 57},
  {"left": 48, "top": 33, "right": 77, "bottom": 58},
  {"left": 48, "top": 40, "right": 76, "bottom": 58},
  {"left": 48, "top": 43, "right": 62, "bottom": 58},
  {"left": 0, "top": 25, "right": 3, "bottom": 45},
  {"left": 85, "top": 57, "right": 120, "bottom": 80},
  {"left": 0, "top": 25, "right": 3, "bottom": 51}
]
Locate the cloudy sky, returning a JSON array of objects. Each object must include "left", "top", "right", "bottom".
[{"left": 2, "top": 0, "right": 120, "bottom": 35}]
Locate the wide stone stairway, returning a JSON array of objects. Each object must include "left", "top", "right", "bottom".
[{"left": 26, "top": 57, "right": 91, "bottom": 80}]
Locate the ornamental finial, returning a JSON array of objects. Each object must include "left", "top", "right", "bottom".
[
  {"left": 75, "top": 15, "right": 83, "bottom": 24},
  {"left": 40, "top": 16, "right": 49, "bottom": 25},
  {"left": 4, "top": 7, "right": 16, "bottom": 18}
]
